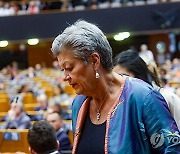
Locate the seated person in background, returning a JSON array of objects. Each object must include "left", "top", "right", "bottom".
[
  {"left": 139, "top": 44, "right": 155, "bottom": 62},
  {"left": 35, "top": 93, "right": 48, "bottom": 112},
  {"left": 1, "top": 97, "right": 31, "bottom": 129},
  {"left": 27, "top": 120, "right": 60, "bottom": 154},
  {"left": 113, "top": 49, "right": 180, "bottom": 129},
  {"left": 30, "top": 93, "right": 48, "bottom": 121},
  {"left": 52, "top": 60, "right": 60, "bottom": 70},
  {"left": 47, "top": 100, "right": 72, "bottom": 120},
  {"left": 46, "top": 112, "right": 72, "bottom": 153},
  {"left": 18, "top": 84, "right": 32, "bottom": 94},
  {"left": 52, "top": 84, "right": 70, "bottom": 104}
]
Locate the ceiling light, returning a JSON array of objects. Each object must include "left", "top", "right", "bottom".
[
  {"left": 0, "top": 40, "right": 8, "bottom": 47},
  {"left": 27, "top": 38, "right": 39, "bottom": 45},
  {"left": 114, "top": 32, "right": 130, "bottom": 41}
]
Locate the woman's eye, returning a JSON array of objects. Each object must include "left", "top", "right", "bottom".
[{"left": 65, "top": 68, "right": 72, "bottom": 71}]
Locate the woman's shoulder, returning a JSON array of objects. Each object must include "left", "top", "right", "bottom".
[
  {"left": 122, "top": 77, "right": 163, "bottom": 106},
  {"left": 125, "top": 77, "right": 154, "bottom": 94},
  {"left": 72, "top": 95, "right": 87, "bottom": 132},
  {"left": 72, "top": 95, "right": 87, "bottom": 110},
  {"left": 73, "top": 95, "right": 87, "bottom": 104}
]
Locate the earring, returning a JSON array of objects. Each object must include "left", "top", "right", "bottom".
[{"left": 95, "top": 71, "right": 100, "bottom": 79}]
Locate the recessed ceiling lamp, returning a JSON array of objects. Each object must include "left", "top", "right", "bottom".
[
  {"left": 0, "top": 40, "right": 8, "bottom": 47},
  {"left": 114, "top": 32, "right": 130, "bottom": 41},
  {"left": 27, "top": 38, "right": 39, "bottom": 45}
]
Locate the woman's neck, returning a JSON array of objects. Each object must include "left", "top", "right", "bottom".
[{"left": 89, "top": 72, "right": 124, "bottom": 124}]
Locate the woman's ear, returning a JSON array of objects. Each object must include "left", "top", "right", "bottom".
[{"left": 90, "top": 52, "right": 100, "bottom": 70}]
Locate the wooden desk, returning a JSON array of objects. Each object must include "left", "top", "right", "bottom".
[
  {"left": 24, "top": 104, "right": 38, "bottom": 112},
  {"left": 0, "top": 100, "right": 10, "bottom": 112},
  {"left": 0, "top": 129, "right": 29, "bottom": 153},
  {"left": 64, "top": 120, "right": 73, "bottom": 145},
  {"left": 0, "top": 112, "right": 7, "bottom": 119},
  {"left": 67, "top": 130, "right": 73, "bottom": 145},
  {"left": 26, "top": 111, "right": 41, "bottom": 116}
]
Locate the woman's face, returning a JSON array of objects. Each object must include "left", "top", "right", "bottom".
[
  {"left": 57, "top": 50, "right": 95, "bottom": 96},
  {"left": 10, "top": 102, "right": 22, "bottom": 117}
]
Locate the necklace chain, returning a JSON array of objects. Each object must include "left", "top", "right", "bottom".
[{"left": 94, "top": 83, "right": 111, "bottom": 121}]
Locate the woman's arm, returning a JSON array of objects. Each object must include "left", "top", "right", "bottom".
[{"left": 143, "top": 90, "right": 180, "bottom": 153}]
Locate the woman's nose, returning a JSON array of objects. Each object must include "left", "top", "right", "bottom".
[{"left": 63, "top": 74, "right": 71, "bottom": 81}]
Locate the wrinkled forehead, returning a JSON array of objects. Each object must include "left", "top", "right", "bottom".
[{"left": 57, "top": 50, "right": 77, "bottom": 66}]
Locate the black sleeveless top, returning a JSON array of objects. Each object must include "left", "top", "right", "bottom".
[{"left": 76, "top": 113, "right": 106, "bottom": 154}]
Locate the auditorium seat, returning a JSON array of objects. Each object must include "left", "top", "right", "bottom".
[
  {"left": 67, "top": 130, "right": 73, "bottom": 145},
  {"left": 0, "top": 129, "right": 29, "bottom": 153},
  {"left": 0, "top": 112, "right": 7, "bottom": 119},
  {"left": 0, "top": 91, "right": 9, "bottom": 103},
  {"left": 22, "top": 92, "right": 36, "bottom": 104},
  {"left": 43, "top": 86, "right": 53, "bottom": 98},
  {"left": 0, "top": 99, "right": 10, "bottom": 112},
  {"left": 24, "top": 103, "right": 38, "bottom": 111},
  {"left": 64, "top": 120, "right": 73, "bottom": 145},
  {"left": 64, "top": 85, "right": 76, "bottom": 96}
]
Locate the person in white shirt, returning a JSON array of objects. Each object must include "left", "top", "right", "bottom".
[{"left": 139, "top": 44, "right": 155, "bottom": 62}]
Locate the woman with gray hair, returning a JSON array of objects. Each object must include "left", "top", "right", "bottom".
[{"left": 51, "top": 20, "right": 180, "bottom": 154}]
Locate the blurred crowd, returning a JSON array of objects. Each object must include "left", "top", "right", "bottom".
[
  {"left": 158, "top": 58, "right": 180, "bottom": 95},
  {"left": 0, "top": 60, "right": 75, "bottom": 124},
  {"left": 136, "top": 44, "right": 180, "bottom": 97},
  {"left": 0, "top": 0, "right": 173, "bottom": 17},
  {"left": 0, "top": 60, "right": 74, "bottom": 152}
]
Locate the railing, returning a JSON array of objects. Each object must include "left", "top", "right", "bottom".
[{"left": 0, "top": 0, "right": 177, "bottom": 17}]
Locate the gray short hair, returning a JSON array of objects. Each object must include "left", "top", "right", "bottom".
[{"left": 51, "top": 20, "right": 113, "bottom": 71}]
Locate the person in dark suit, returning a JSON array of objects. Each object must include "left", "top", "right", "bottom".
[
  {"left": 27, "top": 120, "right": 60, "bottom": 154},
  {"left": 46, "top": 112, "right": 72, "bottom": 153}
]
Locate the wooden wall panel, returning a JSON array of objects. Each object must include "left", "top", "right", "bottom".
[{"left": 27, "top": 41, "right": 55, "bottom": 67}]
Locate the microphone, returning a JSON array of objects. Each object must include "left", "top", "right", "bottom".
[{"left": 15, "top": 96, "right": 19, "bottom": 103}]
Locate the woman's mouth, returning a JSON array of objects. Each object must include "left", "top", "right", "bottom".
[{"left": 70, "top": 84, "right": 76, "bottom": 88}]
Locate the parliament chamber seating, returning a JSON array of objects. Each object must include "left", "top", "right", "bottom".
[{"left": 0, "top": 129, "right": 29, "bottom": 153}]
